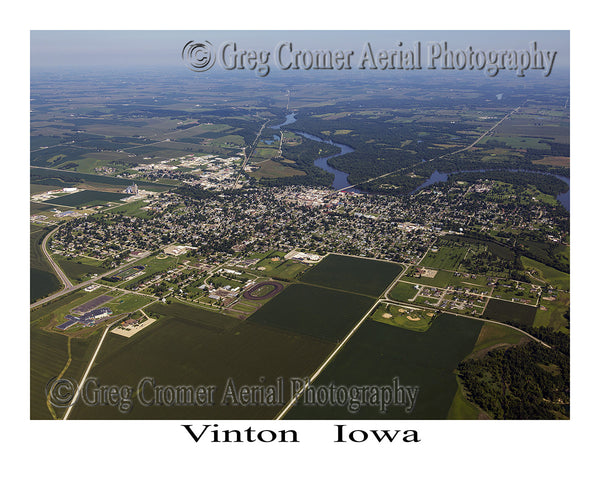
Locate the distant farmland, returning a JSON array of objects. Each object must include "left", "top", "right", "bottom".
[
  {"left": 43, "top": 190, "right": 127, "bottom": 207},
  {"left": 299, "top": 254, "right": 403, "bottom": 297},
  {"left": 30, "top": 166, "right": 172, "bottom": 191}
]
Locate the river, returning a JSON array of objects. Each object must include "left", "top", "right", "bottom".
[
  {"left": 271, "top": 113, "right": 362, "bottom": 192},
  {"left": 271, "top": 113, "right": 570, "bottom": 210}
]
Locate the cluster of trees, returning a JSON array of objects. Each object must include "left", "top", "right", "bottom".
[
  {"left": 449, "top": 170, "right": 569, "bottom": 196},
  {"left": 458, "top": 328, "right": 569, "bottom": 419}
]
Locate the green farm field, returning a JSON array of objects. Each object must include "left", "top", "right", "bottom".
[
  {"left": 43, "top": 190, "right": 127, "bottom": 207},
  {"left": 483, "top": 298, "right": 537, "bottom": 327},
  {"left": 70, "top": 308, "right": 335, "bottom": 419},
  {"left": 285, "top": 313, "right": 483, "bottom": 419},
  {"left": 248, "top": 283, "right": 375, "bottom": 342},
  {"left": 30, "top": 322, "right": 103, "bottom": 419},
  {"left": 299, "top": 254, "right": 403, "bottom": 297},
  {"left": 30, "top": 226, "right": 61, "bottom": 302}
]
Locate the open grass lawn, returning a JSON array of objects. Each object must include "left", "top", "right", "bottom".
[
  {"left": 521, "top": 256, "right": 570, "bottom": 291},
  {"left": 54, "top": 255, "right": 109, "bottom": 283},
  {"left": 251, "top": 160, "right": 305, "bottom": 179},
  {"left": 388, "top": 280, "right": 420, "bottom": 302},
  {"left": 106, "top": 293, "right": 157, "bottom": 315},
  {"left": 113, "top": 254, "right": 182, "bottom": 289},
  {"left": 401, "top": 268, "right": 454, "bottom": 288},
  {"left": 421, "top": 245, "right": 467, "bottom": 270},
  {"left": 108, "top": 200, "right": 153, "bottom": 218},
  {"left": 285, "top": 313, "right": 483, "bottom": 419},
  {"left": 534, "top": 291, "right": 570, "bottom": 331},
  {"left": 299, "top": 254, "right": 403, "bottom": 297}
]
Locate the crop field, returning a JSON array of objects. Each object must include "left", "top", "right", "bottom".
[
  {"left": 70, "top": 308, "right": 335, "bottom": 419},
  {"left": 469, "top": 322, "right": 528, "bottom": 356},
  {"left": 43, "top": 190, "right": 127, "bottom": 207},
  {"left": 285, "top": 313, "right": 483, "bottom": 419},
  {"left": 371, "top": 303, "right": 435, "bottom": 332},
  {"left": 299, "top": 254, "right": 403, "bottom": 297},
  {"left": 30, "top": 226, "right": 61, "bottom": 302},
  {"left": 30, "top": 323, "right": 102, "bottom": 419},
  {"left": 483, "top": 298, "right": 537, "bottom": 327},
  {"left": 30, "top": 200, "right": 62, "bottom": 214},
  {"left": 30, "top": 167, "right": 172, "bottom": 192},
  {"left": 248, "top": 283, "right": 375, "bottom": 342}
]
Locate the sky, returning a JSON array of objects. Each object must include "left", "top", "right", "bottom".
[{"left": 31, "top": 30, "right": 570, "bottom": 70}]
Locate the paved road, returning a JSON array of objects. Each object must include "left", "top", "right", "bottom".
[
  {"left": 233, "top": 119, "right": 268, "bottom": 188},
  {"left": 41, "top": 226, "right": 73, "bottom": 290},
  {"left": 30, "top": 244, "right": 151, "bottom": 309}
]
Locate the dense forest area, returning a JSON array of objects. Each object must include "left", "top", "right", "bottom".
[{"left": 458, "top": 326, "right": 569, "bottom": 419}]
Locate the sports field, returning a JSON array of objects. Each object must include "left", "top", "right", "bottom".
[
  {"left": 285, "top": 313, "right": 483, "bottom": 419},
  {"left": 299, "top": 254, "right": 403, "bottom": 297},
  {"left": 371, "top": 303, "right": 434, "bottom": 332}
]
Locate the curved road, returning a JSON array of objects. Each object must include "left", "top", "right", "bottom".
[
  {"left": 41, "top": 226, "right": 73, "bottom": 290},
  {"left": 30, "top": 228, "right": 151, "bottom": 309}
]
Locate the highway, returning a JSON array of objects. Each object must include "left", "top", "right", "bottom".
[
  {"left": 30, "top": 234, "right": 150, "bottom": 309},
  {"left": 232, "top": 119, "right": 268, "bottom": 189},
  {"left": 41, "top": 226, "right": 73, "bottom": 290}
]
